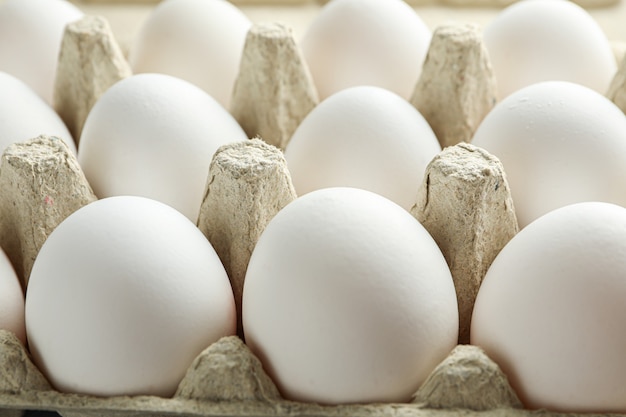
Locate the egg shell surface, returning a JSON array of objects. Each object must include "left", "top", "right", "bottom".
[
  {"left": 129, "top": 0, "right": 252, "bottom": 109},
  {"left": 0, "top": 0, "right": 83, "bottom": 104},
  {"left": 301, "top": 0, "right": 431, "bottom": 100},
  {"left": 471, "top": 202, "right": 626, "bottom": 413},
  {"left": 284, "top": 86, "right": 441, "bottom": 211},
  {"left": 78, "top": 73, "right": 248, "bottom": 223},
  {"left": 484, "top": 0, "right": 616, "bottom": 100},
  {"left": 471, "top": 81, "right": 626, "bottom": 228},
  {"left": 0, "top": 247, "right": 25, "bottom": 346},
  {"left": 25, "top": 196, "right": 236, "bottom": 397},
  {"left": 0, "top": 72, "right": 75, "bottom": 154},
  {"left": 243, "top": 187, "right": 458, "bottom": 404}
]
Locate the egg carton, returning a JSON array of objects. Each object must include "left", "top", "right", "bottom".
[{"left": 1, "top": 4, "right": 626, "bottom": 417}]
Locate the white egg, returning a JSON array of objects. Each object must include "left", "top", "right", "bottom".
[
  {"left": 0, "top": 0, "right": 83, "bottom": 104},
  {"left": 78, "top": 73, "right": 248, "bottom": 223},
  {"left": 484, "top": 0, "right": 616, "bottom": 100},
  {"left": 471, "top": 202, "right": 626, "bottom": 413},
  {"left": 471, "top": 81, "right": 626, "bottom": 228},
  {"left": 301, "top": 0, "right": 431, "bottom": 100},
  {"left": 0, "top": 247, "right": 25, "bottom": 346},
  {"left": 129, "top": 0, "right": 252, "bottom": 109},
  {"left": 25, "top": 196, "right": 236, "bottom": 397},
  {"left": 284, "top": 86, "right": 441, "bottom": 211},
  {"left": 0, "top": 72, "right": 75, "bottom": 154},
  {"left": 243, "top": 187, "right": 458, "bottom": 404}
]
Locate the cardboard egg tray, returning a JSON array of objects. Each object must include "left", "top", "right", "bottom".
[{"left": 2, "top": 1, "right": 626, "bottom": 416}]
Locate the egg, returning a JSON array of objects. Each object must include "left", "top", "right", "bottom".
[
  {"left": 0, "top": 247, "right": 25, "bottom": 346},
  {"left": 301, "top": 0, "right": 431, "bottom": 100},
  {"left": 484, "top": 0, "right": 616, "bottom": 100},
  {"left": 0, "top": 0, "right": 83, "bottom": 104},
  {"left": 471, "top": 81, "right": 626, "bottom": 228},
  {"left": 0, "top": 72, "right": 75, "bottom": 154},
  {"left": 25, "top": 196, "right": 236, "bottom": 397},
  {"left": 243, "top": 187, "right": 458, "bottom": 404},
  {"left": 284, "top": 86, "right": 441, "bottom": 211},
  {"left": 471, "top": 202, "right": 626, "bottom": 413},
  {"left": 78, "top": 73, "right": 248, "bottom": 223},
  {"left": 129, "top": 0, "right": 252, "bottom": 109}
]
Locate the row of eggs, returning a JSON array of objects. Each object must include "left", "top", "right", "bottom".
[
  {"left": 5, "top": 188, "right": 626, "bottom": 413},
  {"left": 5, "top": 68, "right": 626, "bottom": 230},
  {"left": 0, "top": 0, "right": 625, "bottom": 414},
  {"left": 0, "top": 0, "right": 618, "bottom": 107}
]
